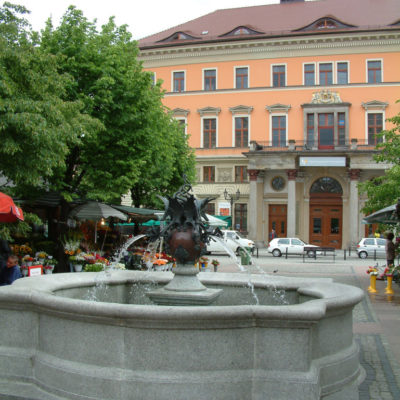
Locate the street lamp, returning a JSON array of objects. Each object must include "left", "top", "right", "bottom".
[{"left": 224, "top": 188, "right": 240, "bottom": 229}]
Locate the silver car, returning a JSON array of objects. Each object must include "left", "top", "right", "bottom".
[{"left": 357, "top": 237, "right": 386, "bottom": 259}]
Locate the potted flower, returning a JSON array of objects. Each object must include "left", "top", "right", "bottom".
[
  {"left": 20, "top": 264, "right": 29, "bottom": 277},
  {"left": 84, "top": 263, "right": 105, "bottom": 272},
  {"left": 366, "top": 266, "right": 379, "bottom": 293},
  {"left": 384, "top": 265, "right": 399, "bottom": 295},
  {"left": 43, "top": 265, "right": 54, "bottom": 275},
  {"left": 35, "top": 251, "right": 47, "bottom": 264},
  {"left": 44, "top": 257, "right": 57, "bottom": 274},
  {"left": 199, "top": 256, "right": 209, "bottom": 270},
  {"left": 69, "top": 254, "right": 86, "bottom": 272},
  {"left": 211, "top": 259, "right": 220, "bottom": 272},
  {"left": 22, "top": 255, "right": 34, "bottom": 266}
]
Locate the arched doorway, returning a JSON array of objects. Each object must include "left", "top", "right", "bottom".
[{"left": 309, "top": 177, "right": 343, "bottom": 249}]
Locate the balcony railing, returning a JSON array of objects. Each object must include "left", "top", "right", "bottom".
[{"left": 249, "top": 139, "right": 379, "bottom": 152}]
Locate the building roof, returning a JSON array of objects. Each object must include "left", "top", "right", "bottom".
[{"left": 139, "top": 0, "right": 400, "bottom": 49}]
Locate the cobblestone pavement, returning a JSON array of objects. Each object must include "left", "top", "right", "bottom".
[{"left": 207, "top": 250, "right": 400, "bottom": 399}]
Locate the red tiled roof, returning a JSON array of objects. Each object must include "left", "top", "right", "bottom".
[{"left": 139, "top": 0, "right": 400, "bottom": 48}]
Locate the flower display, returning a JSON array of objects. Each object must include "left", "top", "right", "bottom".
[
  {"left": 366, "top": 266, "right": 378, "bottom": 276},
  {"left": 384, "top": 265, "right": 399, "bottom": 276},
  {"left": 22, "top": 255, "right": 33, "bottom": 262},
  {"left": 211, "top": 259, "right": 220, "bottom": 267},
  {"left": 36, "top": 251, "right": 47, "bottom": 259},
  {"left": 199, "top": 256, "right": 209, "bottom": 263}
]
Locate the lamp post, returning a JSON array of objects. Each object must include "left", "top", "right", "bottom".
[{"left": 224, "top": 188, "right": 240, "bottom": 229}]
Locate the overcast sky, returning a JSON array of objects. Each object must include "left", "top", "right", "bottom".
[{"left": 15, "top": 0, "right": 279, "bottom": 40}]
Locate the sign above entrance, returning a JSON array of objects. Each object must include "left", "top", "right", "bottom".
[{"left": 299, "top": 157, "right": 346, "bottom": 167}]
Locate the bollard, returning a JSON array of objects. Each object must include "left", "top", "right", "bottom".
[
  {"left": 344, "top": 249, "right": 346, "bottom": 260},
  {"left": 385, "top": 276, "right": 394, "bottom": 295},
  {"left": 367, "top": 274, "right": 378, "bottom": 293}
]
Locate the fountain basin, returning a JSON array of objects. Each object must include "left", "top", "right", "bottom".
[{"left": 0, "top": 271, "right": 364, "bottom": 400}]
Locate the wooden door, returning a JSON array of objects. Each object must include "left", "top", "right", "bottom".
[
  {"left": 269, "top": 204, "right": 287, "bottom": 240},
  {"left": 309, "top": 196, "right": 342, "bottom": 248}
]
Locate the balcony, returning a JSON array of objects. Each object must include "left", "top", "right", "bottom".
[{"left": 248, "top": 139, "right": 378, "bottom": 153}]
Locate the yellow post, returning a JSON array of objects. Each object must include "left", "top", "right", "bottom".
[
  {"left": 385, "top": 275, "right": 394, "bottom": 295},
  {"left": 368, "top": 274, "right": 378, "bottom": 293}
]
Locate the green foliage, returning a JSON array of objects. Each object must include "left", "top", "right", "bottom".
[
  {"left": 0, "top": 3, "right": 100, "bottom": 196},
  {"left": 39, "top": 7, "right": 195, "bottom": 204},
  {"left": 359, "top": 102, "right": 400, "bottom": 215},
  {"left": 0, "top": 211, "right": 42, "bottom": 242},
  {"left": 84, "top": 263, "right": 104, "bottom": 272}
]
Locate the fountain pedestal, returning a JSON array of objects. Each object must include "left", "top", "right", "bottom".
[{"left": 148, "top": 263, "right": 222, "bottom": 305}]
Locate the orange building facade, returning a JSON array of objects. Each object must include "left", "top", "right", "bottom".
[{"left": 139, "top": 0, "right": 400, "bottom": 248}]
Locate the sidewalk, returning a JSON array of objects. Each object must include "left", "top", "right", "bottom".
[{"left": 209, "top": 251, "right": 400, "bottom": 399}]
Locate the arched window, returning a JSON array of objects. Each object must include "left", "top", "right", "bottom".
[{"left": 310, "top": 177, "right": 342, "bottom": 194}]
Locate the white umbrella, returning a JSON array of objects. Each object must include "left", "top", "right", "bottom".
[
  {"left": 69, "top": 201, "right": 127, "bottom": 243},
  {"left": 204, "top": 214, "right": 228, "bottom": 227}
]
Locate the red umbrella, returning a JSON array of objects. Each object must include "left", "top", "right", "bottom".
[{"left": 0, "top": 192, "right": 24, "bottom": 223}]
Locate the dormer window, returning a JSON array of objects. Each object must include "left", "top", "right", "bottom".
[
  {"left": 220, "top": 26, "right": 263, "bottom": 37},
  {"left": 316, "top": 19, "right": 337, "bottom": 29},
  {"left": 158, "top": 31, "right": 198, "bottom": 43},
  {"left": 295, "top": 17, "right": 355, "bottom": 32}
]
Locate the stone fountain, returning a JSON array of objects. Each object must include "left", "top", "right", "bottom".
[{"left": 0, "top": 179, "right": 365, "bottom": 400}]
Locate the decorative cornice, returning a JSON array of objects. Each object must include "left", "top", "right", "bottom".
[
  {"left": 172, "top": 108, "right": 190, "bottom": 117},
  {"left": 229, "top": 105, "right": 254, "bottom": 115},
  {"left": 361, "top": 100, "right": 389, "bottom": 110},
  {"left": 197, "top": 106, "right": 221, "bottom": 116},
  {"left": 139, "top": 32, "right": 400, "bottom": 64},
  {"left": 266, "top": 103, "right": 291, "bottom": 113}
]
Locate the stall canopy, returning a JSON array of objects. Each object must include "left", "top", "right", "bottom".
[
  {"left": 111, "top": 205, "right": 163, "bottom": 223},
  {"left": 362, "top": 203, "right": 400, "bottom": 225}
]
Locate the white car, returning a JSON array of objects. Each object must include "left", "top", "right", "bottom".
[
  {"left": 267, "top": 238, "right": 319, "bottom": 257},
  {"left": 206, "top": 230, "right": 255, "bottom": 255}
]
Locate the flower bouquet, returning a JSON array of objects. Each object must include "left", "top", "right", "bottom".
[
  {"left": 366, "top": 266, "right": 378, "bottom": 276},
  {"left": 43, "top": 265, "right": 54, "bottom": 274},
  {"left": 22, "top": 255, "right": 34, "bottom": 266},
  {"left": 211, "top": 259, "right": 220, "bottom": 272}
]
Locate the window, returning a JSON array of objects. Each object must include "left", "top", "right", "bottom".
[
  {"left": 203, "top": 166, "right": 215, "bottom": 182},
  {"left": 306, "top": 114, "right": 314, "bottom": 147},
  {"left": 204, "top": 69, "right": 216, "bottom": 91},
  {"left": 337, "top": 62, "right": 348, "bottom": 84},
  {"left": 235, "top": 117, "right": 248, "bottom": 147},
  {"left": 338, "top": 112, "right": 345, "bottom": 145},
  {"left": 319, "top": 63, "right": 333, "bottom": 85},
  {"left": 173, "top": 71, "right": 185, "bottom": 92},
  {"left": 272, "top": 116, "right": 286, "bottom": 147},
  {"left": 368, "top": 60, "right": 382, "bottom": 83},
  {"left": 235, "top": 67, "right": 248, "bottom": 89},
  {"left": 318, "top": 113, "right": 334, "bottom": 148},
  {"left": 368, "top": 113, "right": 383, "bottom": 145},
  {"left": 234, "top": 203, "right": 247, "bottom": 232},
  {"left": 203, "top": 118, "right": 216, "bottom": 148},
  {"left": 235, "top": 166, "right": 248, "bottom": 183},
  {"left": 204, "top": 203, "right": 215, "bottom": 215},
  {"left": 272, "top": 65, "right": 286, "bottom": 87},
  {"left": 304, "top": 64, "right": 315, "bottom": 86}
]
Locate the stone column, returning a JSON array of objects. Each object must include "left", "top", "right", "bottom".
[
  {"left": 348, "top": 169, "right": 361, "bottom": 247},
  {"left": 248, "top": 169, "right": 261, "bottom": 242},
  {"left": 287, "top": 169, "right": 297, "bottom": 237}
]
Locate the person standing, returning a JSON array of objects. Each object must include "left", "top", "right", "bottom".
[
  {"left": 385, "top": 232, "right": 397, "bottom": 267},
  {"left": 269, "top": 229, "right": 276, "bottom": 242}
]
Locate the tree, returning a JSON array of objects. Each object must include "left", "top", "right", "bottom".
[
  {"left": 359, "top": 102, "right": 400, "bottom": 215},
  {"left": 0, "top": 3, "right": 99, "bottom": 196},
  {"left": 40, "top": 7, "right": 195, "bottom": 204}
]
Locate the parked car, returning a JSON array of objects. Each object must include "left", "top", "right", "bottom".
[
  {"left": 267, "top": 238, "right": 319, "bottom": 257},
  {"left": 206, "top": 230, "right": 255, "bottom": 255},
  {"left": 357, "top": 237, "right": 386, "bottom": 259}
]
